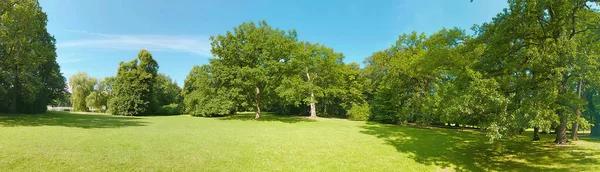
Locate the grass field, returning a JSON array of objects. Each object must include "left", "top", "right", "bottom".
[{"left": 1, "top": 112, "right": 599, "bottom": 171}]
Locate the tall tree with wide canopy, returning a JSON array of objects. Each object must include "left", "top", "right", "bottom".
[
  {"left": 0, "top": 0, "right": 66, "bottom": 113},
  {"left": 496, "top": 0, "right": 598, "bottom": 144},
  {"left": 276, "top": 42, "right": 348, "bottom": 118},
  {"left": 209, "top": 21, "right": 298, "bottom": 119}
]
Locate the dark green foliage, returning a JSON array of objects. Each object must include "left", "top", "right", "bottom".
[
  {"left": 208, "top": 20, "right": 299, "bottom": 118},
  {"left": 108, "top": 49, "right": 159, "bottom": 116},
  {"left": 183, "top": 65, "right": 236, "bottom": 117},
  {"left": 155, "top": 104, "right": 182, "bottom": 115},
  {"left": 347, "top": 103, "right": 370, "bottom": 121},
  {"left": 154, "top": 73, "right": 182, "bottom": 106},
  {"left": 0, "top": 0, "right": 66, "bottom": 113}
]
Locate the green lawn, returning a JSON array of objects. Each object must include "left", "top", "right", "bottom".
[{"left": 1, "top": 112, "right": 599, "bottom": 171}]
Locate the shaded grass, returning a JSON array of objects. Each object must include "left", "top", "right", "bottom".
[
  {"left": 361, "top": 123, "right": 600, "bottom": 171},
  {"left": 0, "top": 111, "right": 146, "bottom": 128},
  {"left": 218, "top": 112, "right": 316, "bottom": 123},
  {"left": 1, "top": 112, "right": 599, "bottom": 171}
]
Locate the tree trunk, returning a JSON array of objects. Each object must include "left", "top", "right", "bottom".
[
  {"left": 571, "top": 109, "right": 581, "bottom": 140},
  {"left": 571, "top": 80, "right": 582, "bottom": 141},
  {"left": 533, "top": 127, "right": 540, "bottom": 141},
  {"left": 255, "top": 87, "right": 261, "bottom": 119},
  {"left": 306, "top": 72, "right": 316, "bottom": 118},
  {"left": 555, "top": 118, "right": 568, "bottom": 144},
  {"left": 9, "top": 65, "right": 19, "bottom": 113},
  {"left": 323, "top": 103, "right": 327, "bottom": 116},
  {"left": 309, "top": 92, "right": 316, "bottom": 118},
  {"left": 555, "top": 77, "right": 569, "bottom": 144}
]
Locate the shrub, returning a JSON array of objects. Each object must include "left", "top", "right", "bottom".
[
  {"left": 155, "top": 104, "right": 182, "bottom": 115},
  {"left": 347, "top": 103, "right": 370, "bottom": 121},
  {"left": 185, "top": 92, "right": 235, "bottom": 117}
]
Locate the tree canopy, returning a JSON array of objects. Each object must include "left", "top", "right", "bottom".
[{"left": 0, "top": 0, "right": 66, "bottom": 113}]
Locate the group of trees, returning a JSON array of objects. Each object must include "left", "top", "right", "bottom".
[
  {"left": 3, "top": 0, "right": 600, "bottom": 145},
  {"left": 68, "top": 50, "right": 182, "bottom": 115},
  {"left": 182, "top": 0, "right": 600, "bottom": 144},
  {"left": 365, "top": 0, "right": 600, "bottom": 143},
  {"left": 183, "top": 21, "right": 367, "bottom": 119},
  {"left": 0, "top": 0, "right": 66, "bottom": 113}
]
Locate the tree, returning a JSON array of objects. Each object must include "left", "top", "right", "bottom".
[
  {"left": 209, "top": 20, "right": 298, "bottom": 119},
  {"left": 68, "top": 72, "right": 96, "bottom": 112},
  {"left": 154, "top": 73, "right": 182, "bottom": 106},
  {"left": 183, "top": 65, "right": 236, "bottom": 117},
  {"left": 0, "top": 0, "right": 66, "bottom": 113},
  {"left": 85, "top": 91, "right": 107, "bottom": 112},
  {"left": 274, "top": 42, "right": 348, "bottom": 118},
  {"left": 108, "top": 49, "right": 159, "bottom": 116},
  {"left": 481, "top": 0, "right": 600, "bottom": 144}
]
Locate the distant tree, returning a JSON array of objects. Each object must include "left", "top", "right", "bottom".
[
  {"left": 108, "top": 49, "right": 159, "bottom": 116},
  {"left": 85, "top": 91, "right": 107, "bottom": 112},
  {"left": 154, "top": 73, "right": 182, "bottom": 106},
  {"left": 68, "top": 72, "right": 96, "bottom": 112}
]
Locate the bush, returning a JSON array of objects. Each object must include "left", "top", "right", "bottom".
[
  {"left": 185, "top": 92, "right": 235, "bottom": 117},
  {"left": 347, "top": 103, "right": 370, "bottom": 121},
  {"left": 155, "top": 104, "right": 182, "bottom": 115}
]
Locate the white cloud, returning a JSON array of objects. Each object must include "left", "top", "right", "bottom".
[
  {"left": 56, "top": 56, "right": 83, "bottom": 64},
  {"left": 57, "top": 30, "right": 212, "bottom": 57}
]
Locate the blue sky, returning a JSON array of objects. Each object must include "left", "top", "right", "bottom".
[{"left": 39, "top": 0, "right": 508, "bottom": 86}]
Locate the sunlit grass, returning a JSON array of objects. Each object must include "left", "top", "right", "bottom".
[{"left": 1, "top": 112, "right": 599, "bottom": 171}]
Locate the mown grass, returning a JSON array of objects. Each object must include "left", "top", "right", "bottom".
[{"left": 1, "top": 112, "right": 599, "bottom": 171}]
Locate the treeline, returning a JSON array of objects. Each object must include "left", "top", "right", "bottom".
[
  {"left": 0, "top": 0, "right": 66, "bottom": 113},
  {"left": 4, "top": 0, "right": 600, "bottom": 144},
  {"left": 364, "top": 0, "right": 600, "bottom": 143},
  {"left": 68, "top": 50, "right": 182, "bottom": 115},
  {"left": 182, "top": 21, "right": 367, "bottom": 119},
  {"left": 183, "top": 0, "right": 600, "bottom": 144}
]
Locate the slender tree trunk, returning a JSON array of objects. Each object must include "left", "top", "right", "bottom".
[
  {"left": 255, "top": 87, "right": 261, "bottom": 119},
  {"left": 9, "top": 65, "right": 19, "bottom": 113},
  {"left": 324, "top": 103, "right": 327, "bottom": 116},
  {"left": 571, "top": 80, "right": 583, "bottom": 140},
  {"left": 309, "top": 92, "right": 316, "bottom": 118},
  {"left": 533, "top": 127, "right": 540, "bottom": 141},
  {"left": 306, "top": 72, "right": 316, "bottom": 118},
  {"left": 571, "top": 109, "right": 581, "bottom": 140}
]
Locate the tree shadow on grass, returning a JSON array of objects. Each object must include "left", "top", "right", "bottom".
[
  {"left": 0, "top": 111, "right": 147, "bottom": 129},
  {"left": 579, "top": 134, "right": 600, "bottom": 143},
  {"left": 360, "top": 123, "right": 600, "bottom": 172},
  {"left": 218, "top": 112, "right": 316, "bottom": 123}
]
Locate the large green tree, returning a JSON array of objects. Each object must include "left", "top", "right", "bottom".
[
  {"left": 108, "top": 49, "right": 159, "bottom": 116},
  {"left": 209, "top": 20, "right": 298, "bottom": 119},
  {"left": 0, "top": 0, "right": 66, "bottom": 113},
  {"left": 183, "top": 65, "right": 237, "bottom": 117},
  {"left": 475, "top": 0, "right": 600, "bottom": 144}
]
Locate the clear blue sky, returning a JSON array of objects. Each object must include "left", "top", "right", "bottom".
[{"left": 39, "top": 0, "right": 508, "bottom": 86}]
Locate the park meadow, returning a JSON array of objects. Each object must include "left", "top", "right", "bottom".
[{"left": 2, "top": 0, "right": 600, "bottom": 171}]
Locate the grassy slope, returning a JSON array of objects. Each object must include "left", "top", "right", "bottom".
[{"left": 0, "top": 112, "right": 598, "bottom": 171}]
